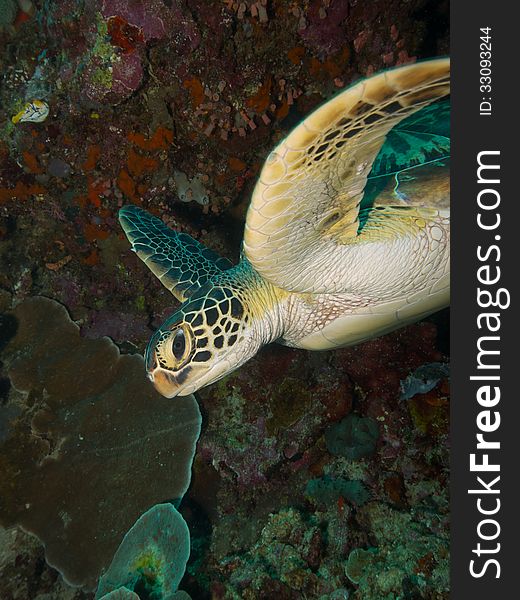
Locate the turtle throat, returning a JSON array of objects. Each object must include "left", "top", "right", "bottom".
[{"left": 211, "top": 258, "right": 287, "bottom": 349}]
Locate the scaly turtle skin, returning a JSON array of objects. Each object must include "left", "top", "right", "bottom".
[{"left": 120, "top": 58, "right": 450, "bottom": 398}]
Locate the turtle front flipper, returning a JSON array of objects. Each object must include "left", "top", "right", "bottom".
[
  {"left": 243, "top": 57, "right": 450, "bottom": 294},
  {"left": 119, "top": 205, "right": 232, "bottom": 301}
]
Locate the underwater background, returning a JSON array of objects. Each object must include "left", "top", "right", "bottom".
[{"left": 0, "top": 1, "right": 449, "bottom": 599}]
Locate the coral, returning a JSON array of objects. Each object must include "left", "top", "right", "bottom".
[
  {"left": 100, "top": 588, "right": 140, "bottom": 600},
  {"left": 325, "top": 414, "right": 380, "bottom": 460},
  {"left": 298, "top": 0, "right": 350, "bottom": 58},
  {"left": 127, "top": 127, "right": 174, "bottom": 151},
  {"left": 47, "top": 157, "right": 72, "bottom": 178},
  {"left": 197, "top": 344, "right": 353, "bottom": 488},
  {"left": 328, "top": 589, "right": 350, "bottom": 600},
  {"left": 96, "top": 503, "right": 190, "bottom": 599},
  {"left": 194, "top": 316, "right": 449, "bottom": 598},
  {"left": 400, "top": 362, "right": 450, "bottom": 400},
  {"left": 209, "top": 506, "right": 348, "bottom": 598},
  {"left": 0, "top": 297, "right": 201, "bottom": 588},
  {"left": 101, "top": 0, "right": 200, "bottom": 47},
  {"left": 256, "top": 508, "right": 320, "bottom": 588},
  {"left": 408, "top": 389, "right": 449, "bottom": 437},
  {"left": 173, "top": 171, "right": 210, "bottom": 206},
  {"left": 230, "top": 508, "right": 325, "bottom": 596},
  {"left": 107, "top": 16, "right": 145, "bottom": 53},
  {"left": 81, "top": 308, "right": 151, "bottom": 343},
  {"left": 0, "top": 525, "right": 92, "bottom": 600},
  {"left": 0, "top": 181, "right": 46, "bottom": 204},
  {"left": 346, "top": 502, "right": 450, "bottom": 599},
  {"left": 345, "top": 548, "right": 378, "bottom": 585},
  {"left": 111, "top": 51, "right": 144, "bottom": 99},
  {"left": 305, "top": 476, "right": 370, "bottom": 508}
]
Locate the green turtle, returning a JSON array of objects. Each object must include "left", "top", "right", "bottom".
[{"left": 120, "top": 58, "right": 450, "bottom": 398}]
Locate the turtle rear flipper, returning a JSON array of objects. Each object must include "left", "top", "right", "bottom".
[{"left": 119, "top": 205, "right": 232, "bottom": 302}]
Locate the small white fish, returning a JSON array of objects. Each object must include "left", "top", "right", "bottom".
[{"left": 12, "top": 99, "right": 49, "bottom": 124}]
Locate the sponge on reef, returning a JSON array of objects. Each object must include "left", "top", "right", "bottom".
[{"left": 96, "top": 503, "right": 190, "bottom": 599}]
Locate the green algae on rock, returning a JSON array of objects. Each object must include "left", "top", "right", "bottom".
[
  {"left": 96, "top": 503, "right": 190, "bottom": 600},
  {"left": 0, "top": 297, "right": 201, "bottom": 589}
]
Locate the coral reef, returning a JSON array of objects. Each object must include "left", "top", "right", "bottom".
[
  {"left": 0, "top": 297, "right": 201, "bottom": 589},
  {"left": 346, "top": 502, "right": 450, "bottom": 597},
  {"left": 185, "top": 321, "right": 450, "bottom": 599},
  {"left": 0, "top": 0, "right": 449, "bottom": 597}
]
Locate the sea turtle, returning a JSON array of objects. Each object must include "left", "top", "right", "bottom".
[{"left": 120, "top": 58, "right": 450, "bottom": 398}]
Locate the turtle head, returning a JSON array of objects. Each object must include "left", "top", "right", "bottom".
[{"left": 145, "top": 285, "right": 256, "bottom": 397}]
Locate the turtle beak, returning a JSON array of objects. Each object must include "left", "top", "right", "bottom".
[
  {"left": 148, "top": 367, "right": 182, "bottom": 398},
  {"left": 144, "top": 335, "right": 192, "bottom": 398}
]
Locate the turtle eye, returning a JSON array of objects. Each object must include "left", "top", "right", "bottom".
[{"left": 172, "top": 328, "right": 186, "bottom": 360}]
